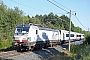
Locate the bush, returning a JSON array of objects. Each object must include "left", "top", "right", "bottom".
[
  {"left": 71, "top": 45, "right": 79, "bottom": 53},
  {"left": 0, "top": 37, "right": 13, "bottom": 50},
  {"left": 84, "top": 34, "right": 90, "bottom": 45}
]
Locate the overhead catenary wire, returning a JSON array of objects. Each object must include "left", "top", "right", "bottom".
[
  {"left": 47, "top": 0, "right": 69, "bottom": 13},
  {"left": 10, "top": 0, "right": 48, "bottom": 13},
  {"left": 74, "top": 15, "right": 87, "bottom": 30},
  {"left": 23, "top": 12, "right": 33, "bottom": 17},
  {"left": 10, "top": 0, "right": 70, "bottom": 16},
  {"left": 9, "top": 0, "right": 67, "bottom": 21},
  {"left": 52, "top": 0, "right": 70, "bottom": 10}
]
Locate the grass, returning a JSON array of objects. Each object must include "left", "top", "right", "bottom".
[
  {"left": 0, "top": 39, "right": 13, "bottom": 50},
  {"left": 43, "top": 43, "right": 90, "bottom": 60},
  {"left": 71, "top": 44, "right": 90, "bottom": 60}
]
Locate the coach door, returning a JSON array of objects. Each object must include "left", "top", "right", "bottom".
[
  {"left": 63, "top": 33, "right": 65, "bottom": 40},
  {"left": 59, "top": 30, "right": 61, "bottom": 40}
]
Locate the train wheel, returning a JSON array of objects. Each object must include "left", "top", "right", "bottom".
[{"left": 30, "top": 46, "right": 34, "bottom": 51}]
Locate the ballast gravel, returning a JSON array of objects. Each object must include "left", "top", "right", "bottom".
[{"left": 5, "top": 46, "right": 63, "bottom": 60}]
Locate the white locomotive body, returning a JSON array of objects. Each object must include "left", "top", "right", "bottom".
[{"left": 13, "top": 23, "right": 61, "bottom": 51}]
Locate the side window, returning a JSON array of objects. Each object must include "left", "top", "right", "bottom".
[
  {"left": 71, "top": 34, "right": 74, "bottom": 37},
  {"left": 76, "top": 35, "right": 78, "bottom": 37},
  {"left": 36, "top": 30, "right": 38, "bottom": 34},
  {"left": 79, "top": 35, "right": 81, "bottom": 37},
  {"left": 66, "top": 34, "right": 69, "bottom": 37}
]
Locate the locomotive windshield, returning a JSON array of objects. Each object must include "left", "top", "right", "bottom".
[
  {"left": 17, "top": 27, "right": 29, "bottom": 32},
  {"left": 15, "top": 24, "right": 30, "bottom": 33}
]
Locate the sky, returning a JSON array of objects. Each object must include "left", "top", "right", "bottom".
[{"left": 2, "top": 0, "right": 90, "bottom": 31}]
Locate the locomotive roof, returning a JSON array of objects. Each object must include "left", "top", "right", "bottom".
[
  {"left": 16, "top": 24, "right": 54, "bottom": 30},
  {"left": 39, "top": 27, "right": 54, "bottom": 31},
  {"left": 16, "top": 24, "right": 30, "bottom": 28},
  {"left": 16, "top": 23, "right": 56, "bottom": 30}
]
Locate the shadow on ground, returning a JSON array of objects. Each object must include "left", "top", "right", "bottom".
[
  {"left": 34, "top": 47, "right": 73, "bottom": 60},
  {"left": 61, "top": 44, "right": 69, "bottom": 50},
  {"left": 0, "top": 46, "right": 15, "bottom": 52},
  {"left": 34, "top": 48, "right": 59, "bottom": 59}
]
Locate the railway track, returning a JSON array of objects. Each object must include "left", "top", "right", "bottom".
[
  {"left": 0, "top": 46, "right": 61, "bottom": 59},
  {"left": 63, "top": 40, "right": 84, "bottom": 45}
]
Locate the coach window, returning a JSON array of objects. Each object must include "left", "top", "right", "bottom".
[
  {"left": 71, "top": 34, "right": 74, "bottom": 37},
  {"left": 66, "top": 34, "right": 69, "bottom": 37},
  {"left": 77, "top": 35, "right": 79, "bottom": 37},
  {"left": 36, "top": 30, "right": 38, "bottom": 34},
  {"left": 79, "top": 35, "right": 81, "bottom": 37}
]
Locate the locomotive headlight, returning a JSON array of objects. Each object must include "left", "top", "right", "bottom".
[
  {"left": 15, "top": 37, "right": 19, "bottom": 40},
  {"left": 23, "top": 38, "right": 27, "bottom": 40},
  {"left": 27, "top": 37, "right": 31, "bottom": 41}
]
